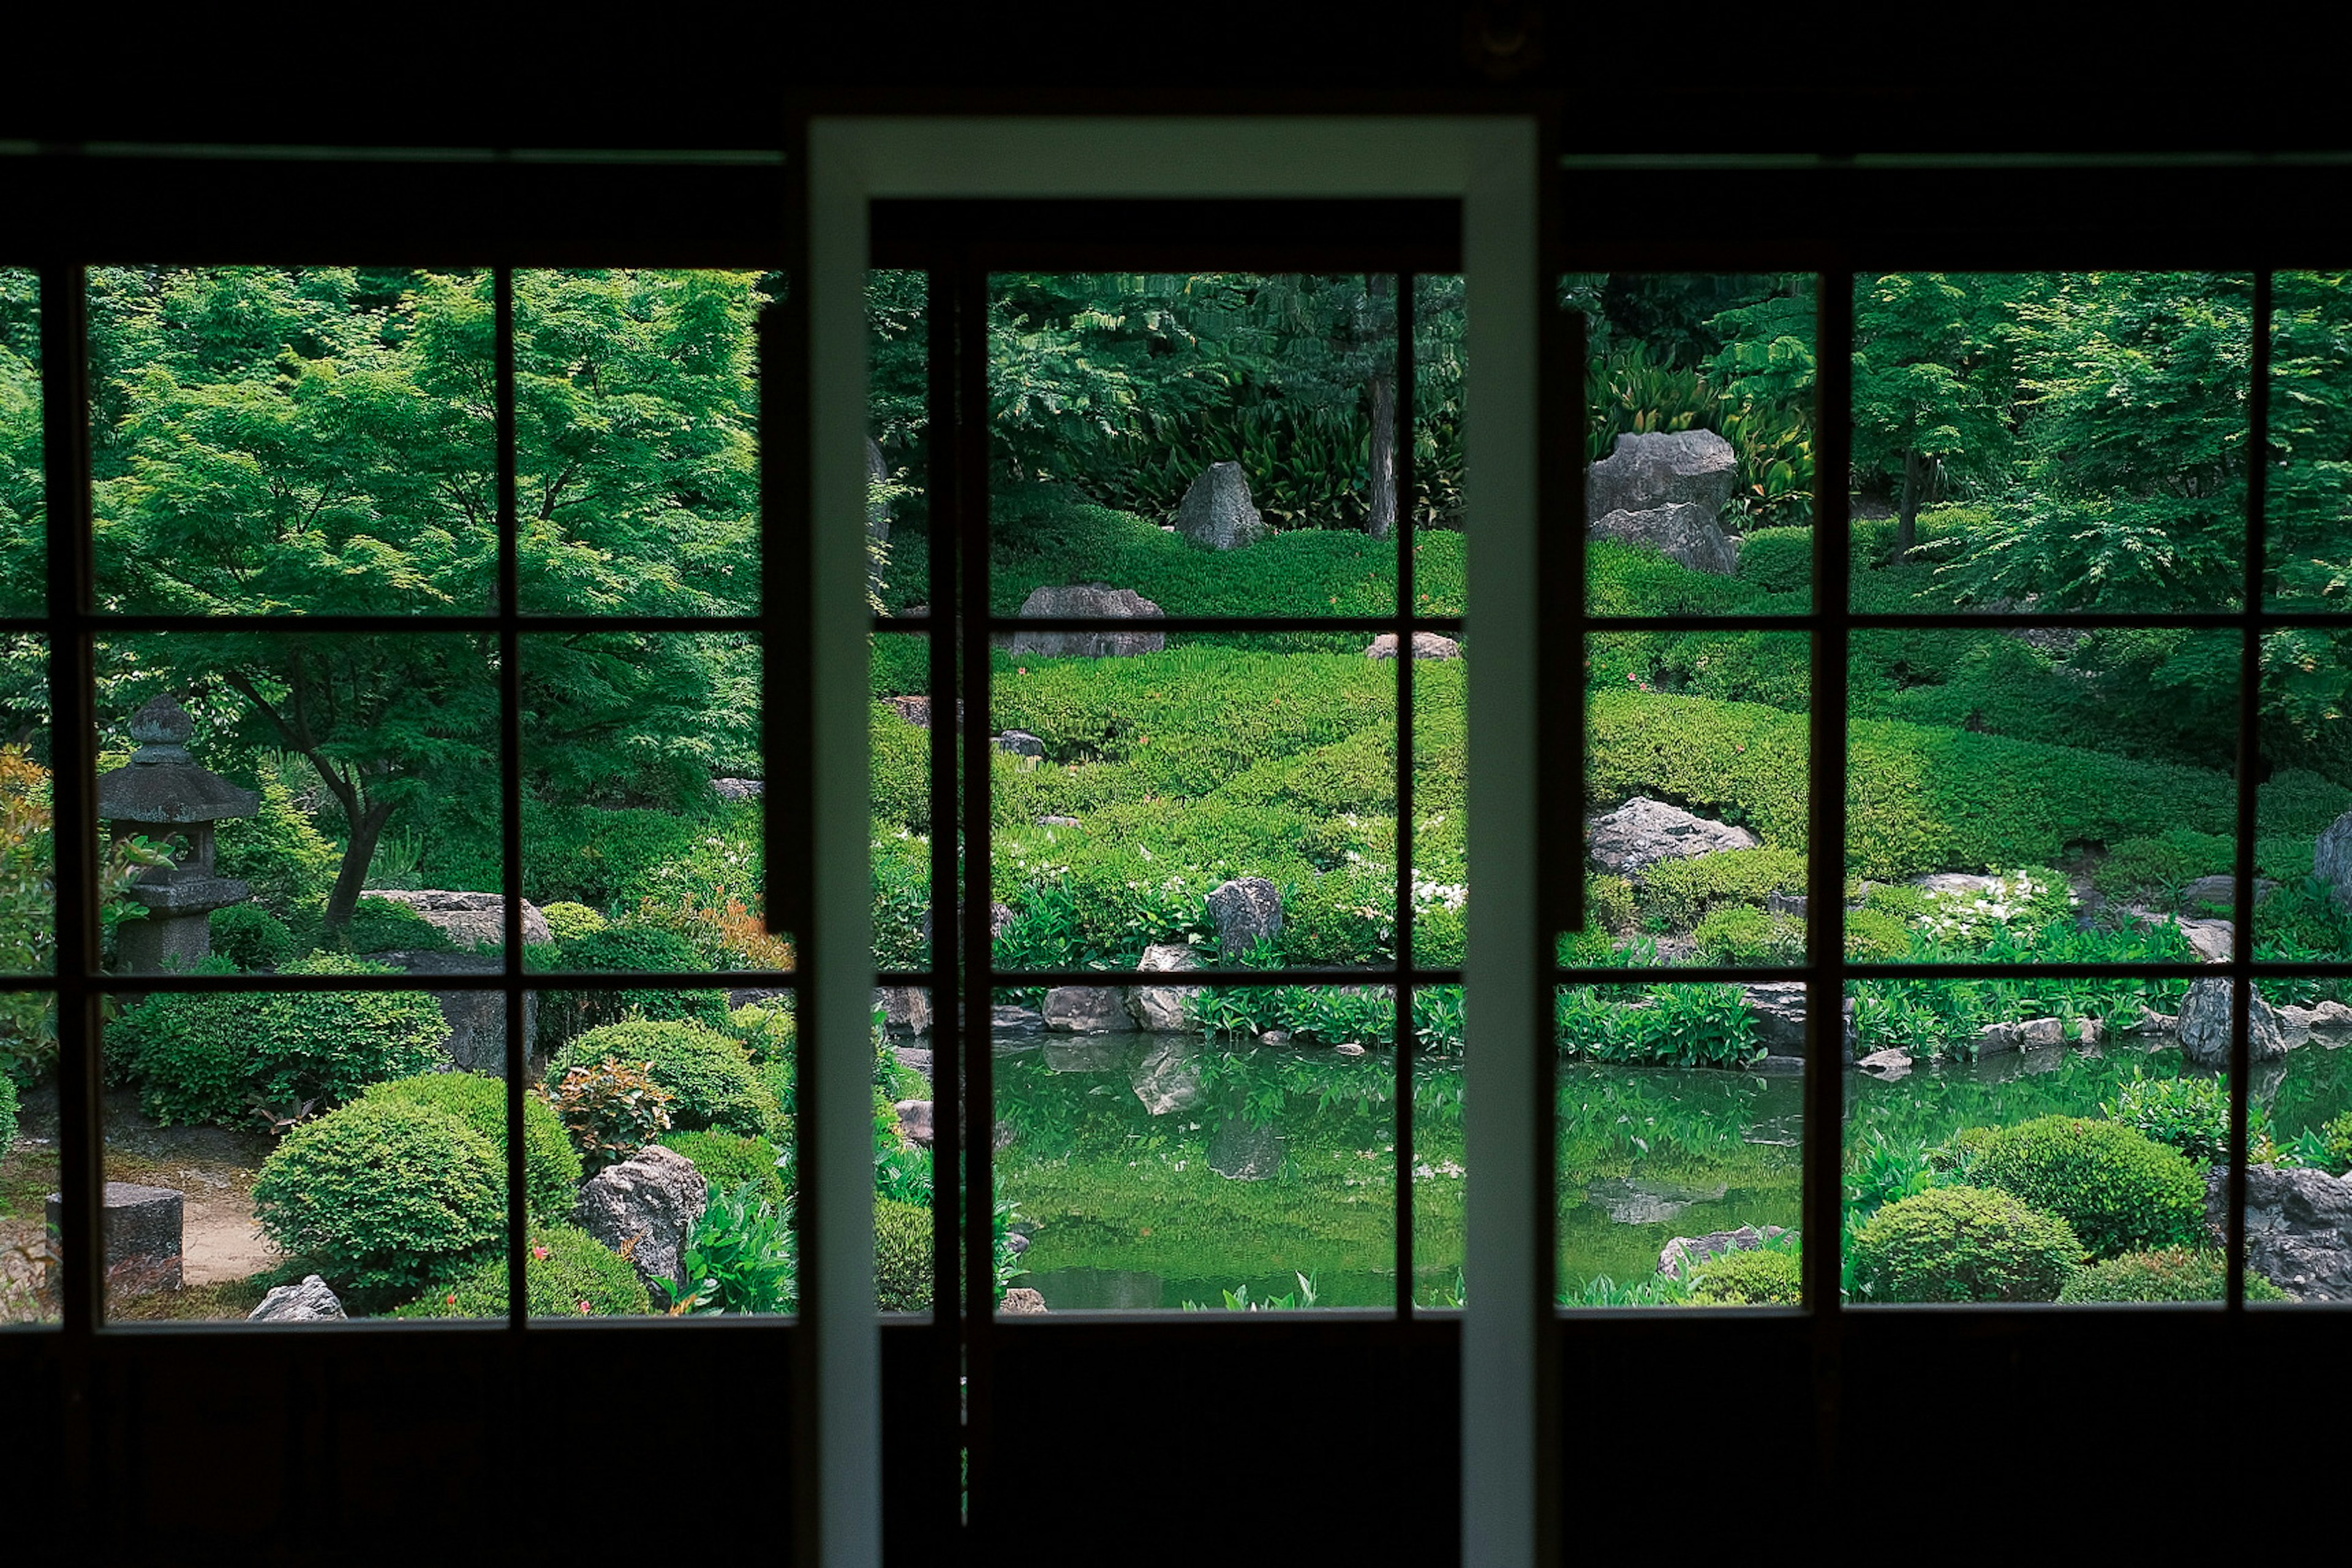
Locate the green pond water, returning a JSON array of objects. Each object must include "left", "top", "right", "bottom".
[{"left": 990, "top": 1033, "right": 2352, "bottom": 1309}]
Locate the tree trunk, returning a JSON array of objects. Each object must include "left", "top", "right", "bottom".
[
  {"left": 321, "top": 801, "right": 396, "bottom": 937},
  {"left": 1366, "top": 274, "right": 1397, "bottom": 539},
  {"left": 1897, "top": 447, "right": 1923, "bottom": 557}
]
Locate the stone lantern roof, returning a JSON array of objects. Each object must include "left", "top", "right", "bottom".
[{"left": 96, "top": 696, "right": 259, "bottom": 826}]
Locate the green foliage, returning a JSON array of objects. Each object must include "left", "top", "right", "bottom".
[
  {"left": 0, "top": 1071, "right": 16, "bottom": 1155},
  {"left": 1969, "top": 1116, "right": 2204, "bottom": 1258},
  {"left": 2056, "top": 1248, "right": 2286, "bottom": 1304},
  {"left": 548, "top": 1019, "right": 776, "bottom": 1140},
  {"left": 2320, "top": 1112, "right": 2352, "bottom": 1172},
  {"left": 1556, "top": 984, "right": 1759, "bottom": 1069},
  {"left": 1692, "top": 904, "right": 1803, "bottom": 965},
  {"left": 1849, "top": 1185, "right": 2084, "bottom": 1303},
  {"left": 2103, "top": 1073, "right": 2250, "bottom": 1167},
  {"left": 1585, "top": 873, "right": 1635, "bottom": 935},
  {"left": 676, "top": 1180, "right": 795, "bottom": 1315},
  {"left": 1638, "top": 847, "right": 1807, "bottom": 930},
  {"left": 359, "top": 1072, "right": 581, "bottom": 1223},
  {"left": 540, "top": 902, "right": 608, "bottom": 944},
  {"left": 117, "top": 954, "right": 452, "bottom": 1126},
  {"left": 213, "top": 779, "right": 341, "bottom": 921},
  {"left": 341, "top": 895, "right": 454, "bottom": 954},
  {"left": 1689, "top": 1245, "right": 1802, "bottom": 1305},
  {"left": 252, "top": 1095, "right": 505, "bottom": 1297},
  {"left": 549, "top": 1057, "right": 674, "bottom": 1174},
  {"left": 1844, "top": 908, "right": 1911, "bottom": 962},
  {"left": 535, "top": 924, "right": 730, "bottom": 1047},
  {"left": 2095, "top": 831, "right": 2236, "bottom": 908},
  {"left": 1735, "top": 527, "right": 1813, "bottom": 595},
  {"left": 658, "top": 1128, "right": 786, "bottom": 1207},
  {"left": 722, "top": 1002, "right": 796, "bottom": 1067},
  {"left": 875, "top": 1197, "right": 933, "bottom": 1313},
  {"left": 395, "top": 1224, "right": 651, "bottom": 1319},
  {"left": 209, "top": 902, "right": 296, "bottom": 971}
]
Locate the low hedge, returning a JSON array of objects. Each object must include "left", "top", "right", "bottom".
[
  {"left": 1849, "top": 1185, "right": 2084, "bottom": 1303},
  {"left": 546, "top": 1020, "right": 778, "bottom": 1140},
  {"left": 1969, "top": 1116, "right": 2204, "bottom": 1259},
  {"left": 2056, "top": 1248, "right": 2288, "bottom": 1304},
  {"left": 358, "top": 1072, "right": 581, "bottom": 1224},
  {"left": 394, "top": 1224, "right": 651, "bottom": 1318},
  {"left": 876, "top": 1197, "right": 932, "bottom": 1313},
  {"left": 659, "top": 1128, "right": 788, "bottom": 1206},
  {"left": 1689, "top": 1245, "right": 1802, "bottom": 1305},
  {"left": 1639, "top": 847, "right": 1807, "bottom": 930}
]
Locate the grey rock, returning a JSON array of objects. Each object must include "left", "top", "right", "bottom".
[
  {"left": 1042, "top": 987, "right": 1134, "bottom": 1035},
  {"left": 1042, "top": 1036, "right": 1125, "bottom": 1072},
  {"left": 1125, "top": 941, "right": 1201, "bottom": 1031},
  {"left": 2178, "top": 874, "right": 2277, "bottom": 914},
  {"left": 2313, "top": 1000, "right": 2352, "bottom": 1031},
  {"left": 889, "top": 695, "right": 965, "bottom": 729},
  {"left": 2176, "top": 976, "right": 2289, "bottom": 1069},
  {"left": 1741, "top": 982, "right": 1858, "bottom": 1061},
  {"left": 992, "top": 1004, "right": 1046, "bottom": 1034},
  {"left": 364, "top": 889, "right": 551, "bottom": 949},
  {"left": 1000, "top": 1286, "right": 1048, "bottom": 1315},
  {"left": 995, "top": 730, "right": 1046, "bottom": 758},
  {"left": 1856, "top": 1047, "right": 1912, "bottom": 1078},
  {"left": 1909, "top": 872, "right": 2008, "bottom": 900},
  {"left": 1589, "top": 502, "right": 1738, "bottom": 575},
  {"left": 1038, "top": 815, "right": 1083, "bottom": 827},
  {"left": 893, "top": 1100, "right": 934, "bottom": 1146},
  {"left": 1365, "top": 631, "right": 1463, "bottom": 661},
  {"left": 2212, "top": 1164, "right": 2352, "bottom": 1301},
  {"left": 711, "top": 777, "right": 763, "bottom": 802},
  {"left": 1207, "top": 1117, "right": 1284, "bottom": 1180},
  {"left": 1977, "top": 1016, "right": 2068, "bottom": 1055},
  {"left": 1586, "top": 429, "right": 1738, "bottom": 522},
  {"left": 2318, "top": 810, "right": 2352, "bottom": 910},
  {"left": 575, "top": 1147, "right": 709, "bottom": 1307},
  {"left": 47, "top": 1182, "right": 182, "bottom": 1300},
  {"left": 1130, "top": 1035, "right": 1205, "bottom": 1116},
  {"left": 1588, "top": 797, "right": 1760, "bottom": 877},
  {"left": 1659, "top": 1224, "right": 1789, "bottom": 1281},
  {"left": 1000, "top": 582, "right": 1168, "bottom": 658},
  {"left": 361, "top": 950, "right": 532, "bottom": 1074},
  {"left": 1586, "top": 1177, "right": 1728, "bottom": 1226},
  {"left": 1207, "top": 877, "right": 1284, "bottom": 962},
  {"left": 247, "top": 1274, "right": 346, "bottom": 1323},
  {"left": 2179, "top": 918, "right": 2234, "bottom": 963},
  {"left": 1172, "top": 461, "right": 1267, "bottom": 551},
  {"left": 921, "top": 901, "right": 1016, "bottom": 946},
  {"left": 874, "top": 986, "right": 933, "bottom": 1037}
]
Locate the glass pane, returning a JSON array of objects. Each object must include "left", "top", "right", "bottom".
[
  {"left": 2254, "top": 627, "right": 2352, "bottom": 963},
  {"left": 514, "top": 268, "right": 773, "bottom": 617},
  {"left": 1, "top": 993, "right": 58, "bottom": 1325},
  {"left": 991, "top": 633, "right": 1396, "bottom": 974},
  {"left": 870, "top": 268, "right": 929, "bottom": 622},
  {"left": 1413, "top": 273, "right": 1466, "bottom": 616},
  {"left": 1564, "top": 272, "right": 1816, "bottom": 616},
  {"left": 994, "top": 983, "right": 1396, "bottom": 1310},
  {"left": 989, "top": 273, "right": 1403, "bottom": 624},
  {"left": 1850, "top": 272, "right": 2251, "bottom": 614},
  {"left": 1845, "top": 978, "right": 2222, "bottom": 1307},
  {"left": 1554, "top": 982, "right": 1805, "bottom": 1307},
  {"left": 88, "top": 266, "right": 495, "bottom": 616},
  {"left": 0, "top": 268, "right": 40, "bottom": 617},
  {"left": 523, "top": 631, "right": 778, "bottom": 973},
  {"left": 873, "top": 984, "right": 930, "bottom": 1316},
  {"left": 0, "top": 636, "right": 50, "bottom": 976},
  {"left": 100, "top": 986, "right": 513, "bottom": 1322},
  {"left": 1850, "top": 626, "right": 2240, "bottom": 966},
  {"left": 1583, "top": 632, "right": 1809, "bottom": 968},
  {"left": 1411, "top": 986, "right": 1466, "bottom": 1308},
  {"left": 2267, "top": 270, "right": 2352, "bottom": 611},
  {"left": 1411, "top": 647, "right": 1468, "bottom": 968},
  {"left": 872, "top": 629, "right": 938, "bottom": 974},
  {"left": 2246, "top": 978, "right": 2352, "bottom": 1304}
]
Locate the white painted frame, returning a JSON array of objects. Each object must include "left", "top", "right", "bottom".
[{"left": 803, "top": 116, "right": 1540, "bottom": 1567}]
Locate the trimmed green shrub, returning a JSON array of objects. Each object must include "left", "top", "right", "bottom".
[
  {"left": 341, "top": 895, "right": 456, "bottom": 954},
  {"left": 1970, "top": 1117, "right": 2204, "bottom": 1258},
  {"left": 118, "top": 954, "right": 452, "bottom": 1126},
  {"left": 1927, "top": 1125, "right": 2000, "bottom": 1175},
  {"left": 2055, "top": 1248, "right": 2288, "bottom": 1304},
  {"left": 723, "top": 1002, "right": 796, "bottom": 1067},
  {"left": 1736, "top": 526, "right": 1813, "bottom": 597},
  {"left": 359, "top": 1072, "right": 581, "bottom": 1223},
  {"left": 1849, "top": 1185, "right": 2084, "bottom": 1303},
  {"left": 210, "top": 903, "right": 296, "bottom": 971},
  {"left": 872, "top": 706, "right": 933, "bottom": 834},
  {"left": 394, "top": 1224, "right": 650, "bottom": 1319},
  {"left": 540, "top": 902, "right": 609, "bottom": 945},
  {"left": 1844, "top": 908, "right": 1910, "bottom": 961},
  {"left": 535, "top": 925, "right": 730, "bottom": 1048},
  {"left": 252, "top": 1096, "right": 505, "bottom": 1297},
  {"left": 2103, "top": 1074, "right": 2249, "bottom": 1166},
  {"left": 547, "top": 1020, "right": 777, "bottom": 1140},
  {"left": 875, "top": 1196, "right": 932, "bottom": 1312},
  {"left": 1585, "top": 873, "right": 1635, "bottom": 935},
  {"left": 1638, "top": 847, "right": 1807, "bottom": 930},
  {"left": 1689, "top": 1245, "right": 1801, "bottom": 1305},
  {"left": 659, "top": 1128, "right": 786, "bottom": 1206},
  {"left": 1693, "top": 904, "right": 1802, "bottom": 965}
]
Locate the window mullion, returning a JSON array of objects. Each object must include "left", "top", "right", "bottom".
[
  {"left": 1394, "top": 271, "right": 1418, "bottom": 1318},
  {"left": 2229, "top": 269, "right": 2277, "bottom": 1311},
  {"left": 493, "top": 268, "right": 528, "bottom": 1330}
]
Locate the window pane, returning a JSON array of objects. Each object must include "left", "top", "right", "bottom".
[
  {"left": 870, "top": 268, "right": 929, "bottom": 622},
  {"left": 2267, "top": 270, "right": 2352, "bottom": 611},
  {"left": 1413, "top": 273, "right": 1466, "bottom": 615},
  {"left": 1845, "top": 978, "right": 2221, "bottom": 1307},
  {"left": 1566, "top": 272, "right": 1816, "bottom": 616},
  {"left": 873, "top": 984, "right": 930, "bottom": 1316},
  {"left": 1850, "top": 272, "right": 2251, "bottom": 614},
  {"left": 990, "top": 273, "right": 1404, "bottom": 622},
  {"left": 994, "top": 982, "right": 1396, "bottom": 1310},
  {"left": 1849, "top": 627, "right": 2240, "bottom": 967},
  {"left": 1411, "top": 986, "right": 1466, "bottom": 1308},
  {"left": 990, "top": 633, "right": 1397, "bottom": 974},
  {"left": 89, "top": 266, "right": 496, "bottom": 617},
  {"left": 0, "top": 636, "right": 50, "bottom": 976},
  {"left": 1, "top": 993, "right": 59, "bottom": 1325},
  {"left": 2254, "top": 627, "right": 2352, "bottom": 963},
  {"left": 872, "top": 629, "right": 938, "bottom": 974},
  {"left": 1583, "top": 632, "right": 1810, "bottom": 969},
  {"left": 2244, "top": 979, "right": 2352, "bottom": 1304},
  {"left": 1554, "top": 982, "right": 1806, "bottom": 1307},
  {"left": 0, "top": 268, "right": 40, "bottom": 617}
]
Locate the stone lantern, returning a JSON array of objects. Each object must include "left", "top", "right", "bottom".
[{"left": 97, "top": 695, "right": 258, "bottom": 974}]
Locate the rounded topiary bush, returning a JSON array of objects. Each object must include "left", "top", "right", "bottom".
[
  {"left": 393, "top": 1225, "right": 650, "bottom": 1319},
  {"left": 118, "top": 954, "right": 452, "bottom": 1125},
  {"left": 546, "top": 1019, "right": 777, "bottom": 1139},
  {"left": 540, "top": 902, "right": 609, "bottom": 946},
  {"left": 659, "top": 1128, "right": 786, "bottom": 1206},
  {"left": 358, "top": 1072, "right": 582, "bottom": 1223},
  {"left": 876, "top": 1197, "right": 932, "bottom": 1313},
  {"left": 252, "top": 1096, "right": 505, "bottom": 1298},
  {"left": 341, "top": 895, "right": 455, "bottom": 954},
  {"left": 2056, "top": 1248, "right": 2288, "bottom": 1304},
  {"left": 723, "top": 1002, "right": 796, "bottom": 1067},
  {"left": 1849, "top": 1185, "right": 2084, "bottom": 1303},
  {"left": 210, "top": 903, "right": 297, "bottom": 971},
  {"left": 1689, "top": 1246, "right": 1801, "bottom": 1305},
  {"left": 1970, "top": 1116, "right": 2204, "bottom": 1257}
]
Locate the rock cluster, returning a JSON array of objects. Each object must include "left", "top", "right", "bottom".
[{"left": 1586, "top": 429, "right": 1740, "bottom": 575}]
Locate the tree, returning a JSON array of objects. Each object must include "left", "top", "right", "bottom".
[{"left": 1851, "top": 273, "right": 2014, "bottom": 556}]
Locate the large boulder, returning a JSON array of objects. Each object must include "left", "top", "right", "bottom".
[
  {"left": 1000, "top": 583, "right": 1167, "bottom": 658},
  {"left": 2176, "top": 976, "right": 2290, "bottom": 1069},
  {"left": 2319, "top": 810, "right": 2352, "bottom": 910},
  {"left": 2211, "top": 1164, "right": 2352, "bottom": 1301},
  {"left": 1586, "top": 429, "right": 1738, "bottom": 521},
  {"left": 1042, "top": 987, "right": 1134, "bottom": 1035},
  {"left": 1589, "top": 502, "right": 1739, "bottom": 575},
  {"left": 1172, "top": 461, "right": 1267, "bottom": 551},
  {"left": 1588, "top": 797, "right": 1760, "bottom": 878},
  {"left": 574, "top": 1146, "right": 709, "bottom": 1306},
  {"left": 247, "top": 1274, "right": 347, "bottom": 1323},
  {"left": 1207, "top": 878, "right": 1284, "bottom": 962},
  {"left": 1742, "top": 982, "right": 1858, "bottom": 1061},
  {"left": 366, "top": 890, "right": 551, "bottom": 949},
  {"left": 1659, "top": 1224, "right": 1789, "bottom": 1281},
  {"left": 873, "top": 986, "right": 933, "bottom": 1038},
  {"left": 1125, "top": 941, "right": 1201, "bottom": 1031}
]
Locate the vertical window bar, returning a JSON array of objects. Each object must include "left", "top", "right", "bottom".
[
  {"left": 2229, "top": 270, "right": 2275, "bottom": 1310},
  {"left": 1804, "top": 271, "right": 1854, "bottom": 1343},
  {"left": 494, "top": 268, "right": 527, "bottom": 1330},
  {"left": 39, "top": 263, "right": 99, "bottom": 1340},
  {"left": 1394, "top": 272, "right": 1418, "bottom": 1318}
]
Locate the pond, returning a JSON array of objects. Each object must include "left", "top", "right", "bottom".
[{"left": 990, "top": 1030, "right": 2352, "bottom": 1309}]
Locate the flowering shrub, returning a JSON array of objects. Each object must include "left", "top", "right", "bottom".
[
  {"left": 1912, "top": 867, "right": 2076, "bottom": 948},
  {"left": 550, "top": 1057, "right": 676, "bottom": 1172}
]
